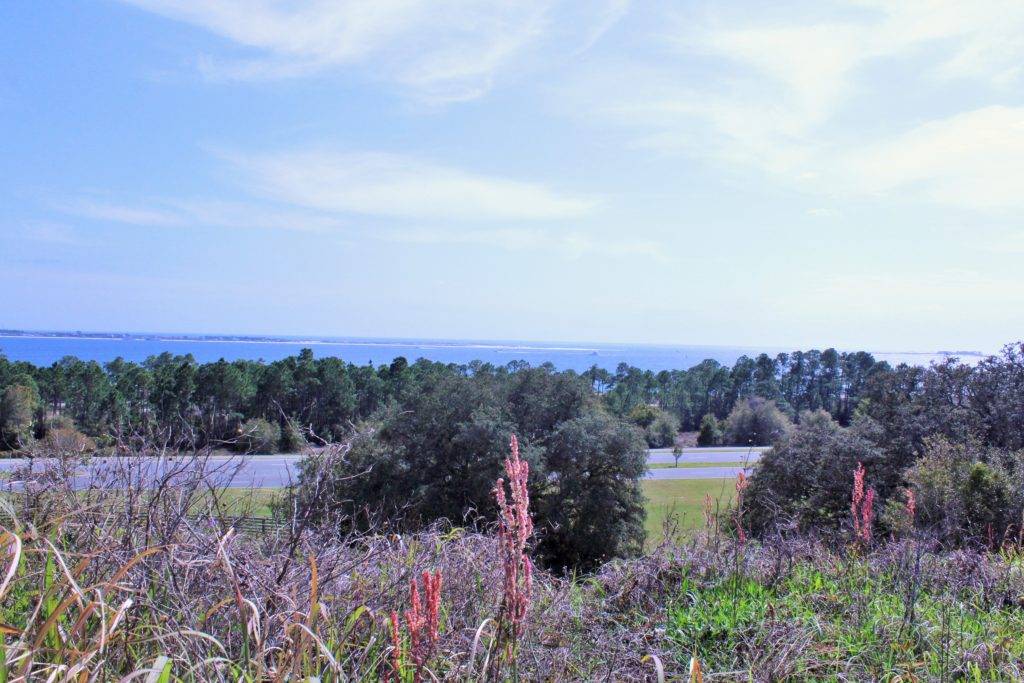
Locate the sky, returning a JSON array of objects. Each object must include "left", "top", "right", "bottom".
[{"left": 2, "top": 1, "right": 1023, "bottom": 352}]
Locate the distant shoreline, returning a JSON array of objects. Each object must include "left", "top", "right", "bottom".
[
  {"left": 0, "top": 332, "right": 600, "bottom": 354},
  {"left": 0, "top": 330, "right": 988, "bottom": 359}
]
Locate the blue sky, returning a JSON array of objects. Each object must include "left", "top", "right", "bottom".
[{"left": 2, "top": 1, "right": 1022, "bottom": 352}]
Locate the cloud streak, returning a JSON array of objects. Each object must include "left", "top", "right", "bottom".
[
  {"left": 386, "top": 226, "right": 665, "bottom": 260},
  {"left": 224, "top": 149, "right": 597, "bottom": 221},
  {"left": 565, "top": 1, "right": 1024, "bottom": 209},
  {"left": 120, "top": 0, "right": 628, "bottom": 102}
]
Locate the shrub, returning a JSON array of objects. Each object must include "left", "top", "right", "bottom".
[
  {"left": 646, "top": 411, "right": 679, "bottom": 448},
  {"left": 235, "top": 417, "right": 281, "bottom": 454},
  {"left": 537, "top": 411, "right": 648, "bottom": 571},
  {"left": 904, "top": 438, "right": 1022, "bottom": 545},
  {"left": 723, "top": 397, "right": 791, "bottom": 446},
  {"left": 278, "top": 420, "right": 306, "bottom": 452},
  {"left": 697, "top": 413, "right": 722, "bottom": 446},
  {"left": 745, "top": 413, "right": 884, "bottom": 534},
  {"left": 626, "top": 405, "right": 678, "bottom": 447},
  {"left": 0, "top": 383, "right": 39, "bottom": 449},
  {"left": 627, "top": 404, "right": 660, "bottom": 428},
  {"left": 40, "top": 425, "right": 95, "bottom": 454}
]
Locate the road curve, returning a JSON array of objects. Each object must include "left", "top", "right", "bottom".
[{"left": 0, "top": 446, "right": 766, "bottom": 489}]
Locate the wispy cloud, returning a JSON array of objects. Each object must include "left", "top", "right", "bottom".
[
  {"left": 55, "top": 149, "right": 602, "bottom": 257},
  {"left": 58, "top": 197, "right": 347, "bottom": 233},
  {"left": 64, "top": 200, "right": 183, "bottom": 227},
  {"left": 844, "top": 106, "right": 1024, "bottom": 209},
  {"left": 120, "top": 0, "right": 628, "bottom": 102},
  {"left": 564, "top": 1, "right": 1024, "bottom": 208},
  {"left": 386, "top": 226, "right": 665, "bottom": 260},
  {"left": 224, "top": 149, "right": 597, "bottom": 221}
]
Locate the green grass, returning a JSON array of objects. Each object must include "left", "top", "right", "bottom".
[
  {"left": 665, "top": 556, "right": 1024, "bottom": 679},
  {"left": 642, "top": 478, "right": 734, "bottom": 544},
  {"left": 204, "top": 488, "right": 280, "bottom": 517},
  {"left": 2, "top": 488, "right": 282, "bottom": 519},
  {"left": 648, "top": 461, "right": 746, "bottom": 469},
  {"left": 214, "top": 481, "right": 737, "bottom": 543}
]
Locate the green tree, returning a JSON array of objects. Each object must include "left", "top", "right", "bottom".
[
  {"left": 236, "top": 417, "right": 281, "bottom": 454},
  {"left": 697, "top": 413, "right": 721, "bottom": 446},
  {"left": 645, "top": 411, "right": 678, "bottom": 448},
  {"left": 744, "top": 413, "right": 885, "bottom": 534},
  {"left": 723, "top": 397, "right": 791, "bottom": 446},
  {"left": 0, "top": 383, "right": 40, "bottom": 449},
  {"left": 536, "top": 410, "right": 648, "bottom": 571}
]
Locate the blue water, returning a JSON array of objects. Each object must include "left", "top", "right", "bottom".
[{"left": 0, "top": 335, "right": 963, "bottom": 373}]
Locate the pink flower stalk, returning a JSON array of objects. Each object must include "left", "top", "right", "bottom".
[
  {"left": 390, "top": 570, "right": 443, "bottom": 683},
  {"left": 734, "top": 471, "right": 749, "bottom": 544},
  {"left": 404, "top": 570, "right": 443, "bottom": 683},
  {"left": 493, "top": 434, "right": 534, "bottom": 656},
  {"left": 904, "top": 488, "right": 916, "bottom": 525},
  {"left": 702, "top": 493, "right": 715, "bottom": 531},
  {"left": 851, "top": 463, "right": 875, "bottom": 545}
]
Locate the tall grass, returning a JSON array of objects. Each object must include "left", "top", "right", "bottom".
[{"left": 0, "top": 444, "right": 1021, "bottom": 680}]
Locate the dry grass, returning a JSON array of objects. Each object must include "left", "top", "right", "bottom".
[{"left": 0, "top": 449, "right": 1021, "bottom": 681}]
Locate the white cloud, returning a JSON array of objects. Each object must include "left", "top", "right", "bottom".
[
  {"left": 386, "top": 226, "right": 665, "bottom": 259},
  {"left": 566, "top": 1, "right": 1024, "bottom": 208},
  {"left": 844, "top": 106, "right": 1024, "bottom": 208},
  {"left": 225, "top": 150, "right": 597, "bottom": 221},
  {"left": 120, "top": 0, "right": 627, "bottom": 102},
  {"left": 59, "top": 197, "right": 347, "bottom": 233},
  {"left": 65, "top": 200, "right": 183, "bottom": 227}
]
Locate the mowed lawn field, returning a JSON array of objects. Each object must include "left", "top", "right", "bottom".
[
  {"left": 218, "top": 478, "right": 737, "bottom": 548},
  {"left": 642, "top": 478, "right": 734, "bottom": 545}
]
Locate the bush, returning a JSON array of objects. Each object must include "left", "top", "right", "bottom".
[
  {"left": 235, "top": 418, "right": 281, "bottom": 454},
  {"left": 627, "top": 405, "right": 678, "bottom": 448},
  {"left": 627, "top": 404, "right": 660, "bottom": 428},
  {"left": 645, "top": 412, "right": 679, "bottom": 448},
  {"left": 904, "top": 438, "right": 1022, "bottom": 544},
  {"left": 536, "top": 411, "right": 648, "bottom": 571},
  {"left": 278, "top": 420, "right": 306, "bottom": 452},
  {"left": 723, "top": 397, "right": 792, "bottom": 446},
  {"left": 745, "top": 413, "right": 884, "bottom": 534},
  {"left": 697, "top": 413, "right": 722, "bottom": 446},
  {"left": 41, "top": 426, "right": 95, "bottom": 454},
  {"left": 290, "top": 407, "right": 647, "bottom": 571},
  {"left": 0, "top": 383, "right": 39, "bottom": 450}
]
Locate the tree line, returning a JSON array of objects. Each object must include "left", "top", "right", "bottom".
[
  {"left": 3, "top": 342, "right": 1024, "bottom": 564},
  {"left": 0, "top": 346, "right": 891, "bottom": 452}
]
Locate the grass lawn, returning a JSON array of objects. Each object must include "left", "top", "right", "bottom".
[
  {"left": 648, "top": 461, "right": 745, "bottom": 469},
  {"left": 642, "top": 478, "right": 734, "bottom": 545},
  {"left": 208, "top": 488, "right": 280, "bottom": 517},
  {"left": 217, "top": 482, "right": 735, "bottom": 541}
]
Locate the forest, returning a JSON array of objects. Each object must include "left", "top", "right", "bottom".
[{"left": 0, "top": 345, "right": 901, "bottom": 452}]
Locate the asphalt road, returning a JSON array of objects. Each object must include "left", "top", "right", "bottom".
[
  {"left": 0, "top": 446, "right": 767, "bottom": 489},
  {"left": 644, "top": 446, "right": 765, "bottom": 480}
]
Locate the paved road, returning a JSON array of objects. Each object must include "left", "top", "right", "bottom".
[
  {"left": 644, "top": 446, "right": 765, "bottom": 480},
  {"left": 0, "top": 446, "right": 767, "bottom": 489},
  {"left": 0, "top": 455, "right": 305, "bottom": 490}
]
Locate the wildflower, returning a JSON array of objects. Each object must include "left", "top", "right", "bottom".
[
  {"left": 492, "top": 434, "right": 534, "bottom": 667},
  {"left": 734, "top": 471, "right": 749, "bottom": 544},
  {"left": 405, "top": 570, "right": 442, "bottom": 682},
  {"left": 851, "top": 462, "right": 875, "bottom": 545},
  {"left": 904, "top": 488, "right": 916, "bottom": 525},
  {"left": 702, "top": 493, "right": 715, "bottom": 531}
]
